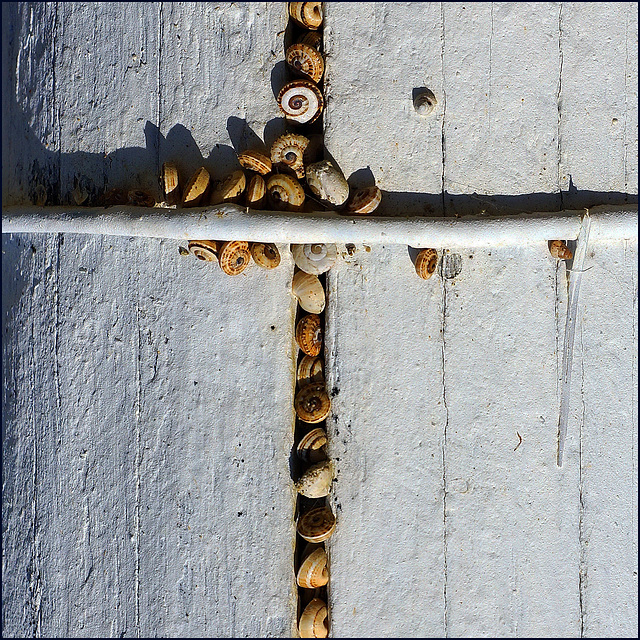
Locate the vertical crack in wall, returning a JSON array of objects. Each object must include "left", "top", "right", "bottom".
[
  {"left": 440, "top": 274, "right": 449, "bottom": 637},
  {"left": 488, "top": 3, "right": 494, "bottom": 140},
  {"left": 439, "top": 2, "right": 447, "bottom": 216},
  {"left": 556, "top": 3, "right": 564, "bottom": 208},
  {"left": 578, "top": 325, "right": 586, "bottom": 637},
  {"left": 53, "top": 234, "right": 62, "bottom": 417},
  {"left": 623, "top": 4, "right": 630, "bottom": 197},
  {"left": 134, "top": 285, "right": 142, "bottom": 639}
]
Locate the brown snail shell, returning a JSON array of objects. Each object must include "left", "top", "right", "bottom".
[
  {"left": 305, "top": 160, "right": 350, "bottom": 208},
  {"left": 297, "top": 357, "right": 324, "bottom": 389},
  {"left": 549, "top": 240, "right": 573, "bottom": 260},
  {"left": 296, "top": 314, "right": 322, "bottom": 357},
  {"left": 297, "top": 545, "right": 329, "bottom": 589},
  {"left": 210, "top": 170, "right": 246, "bottom": 205},
  {"left": 290, "top": 2, "right": 323, "bottom": 30},
  {"left": 295, "top": 460, "right": 334, "bottom": 498},
  {"left": 292, "top": 271, "right": 325, "bottom": 314},
  {"left": 296, "top": 427, "right": 327, "bottom": 462},
  {"left": 298, "top": 31, "right": 322, "bottom": 51},
  {"left": 278, "top": 80, "right": 324, "bottom": 125},
  {"left": 295, "top": 383, "right": 331, "bottom": 423},
  {"left": 299, "top": 597, "right": 328, "bottom": 639},
  {"left": 271, "top": 134, "right": 309, "bottom": 179},
  {"left": 245, "top": 174, "right": 266, "bottom": 209},
  {"left": 188, "top": 240, "right": 219, "bottom": 262},
  {"left": 266, "top": 174, "right": 305, "bottom": 211},
  {"left": 345, "top": 186, "right": 382, "bottom": 214},
  {"left": 286, "top": 43, "right": 324, "bottom": 84},
  {"left": 218, "top": 241, "right": 251, "bottom": 276},
  {"left": 415, "top": 248, "right": 438, "bottom": 280},
  {"left": 237, "top": 150, "right": 272, "bottom": 175},
  {"left": 292, "top": 243, "right": 337, "bottom": 275},
  {"left": 297, "top": 506, "right": 336, "bottom": 543},
  {"left": 182, "top": 167, "right": 211, "bottom": 207},
  {"left": 127, "top": 189, "right": 156, "bottom": 207},
  {"left": 162, "top": 162, "right": 181, "bottom": 204},
  {"left": 250, "top": 242, "right": 280, "bottom": 269}
]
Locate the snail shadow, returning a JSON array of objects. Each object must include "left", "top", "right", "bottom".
[
  {"left": 226, "top": 116, "right": 269, "bottom": 155},
  {"left": 270, "top": 60, "right": 289, "bottom": 103},
  {"left": 347, "top": 167, "right": 376, "bottom": 189}
]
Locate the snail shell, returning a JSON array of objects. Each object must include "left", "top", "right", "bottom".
[
  {"left": 237, "top": 150, "right": 272, "bottom": 175},
  {"left": 286, "top": 43, "right": 324, "bottom": 84},
  {"left": 290, "top": 2, "right": 323, "bottom": 30},
  {"left": 291, "top": 243, "right": 337, "bottom": 275},
  {"left": 298, "top": 31, "right": 322, "bottom": 51},
  {"left": 292, "top": 271, "right": 325, "bottom": 314},
  {"left": 414, "top": 88, "right": 438, "bottom": 116},
  {"left": 210, "top": 170, "right": 246, "bottom": 205},
  {"left": 297, "top": 545, "right": 329, "bottom": 589},
  {"left": 218, "top": 241, "right": 251, "bottom": 276},
  {"left": 296, "top": 314, "right": 322, "bottom": 357},
  {"left": 297, "top": 357, "right": 324, "bottom": 389},
  {"left": 266, "top": 174, "right": 305, "bottom": 211},
  {"left": 250, "top": 242, "right": 280, "bottom": 269},
  {"left": 305, "top": 160, "right": 350, "bottom": 208},
  {"left": 182, "top": 167, "right": 211, "bottom": 207},
  {"left": 271, "top": 134, "right": 309, "bottom": 179},
  {"left": 162, "top": 162, "right": 181, "bottom": 204},
  {"left": 295, "top": 460, "right": 334, "bottom": 498},
  {"left": 188, "top": 240, "right": 219, "bottom": 262},
  {"left": 278, "top": 80, "right": 324, "bottom": 125},
  {"left": 549, "top": 240, "right": 573, "bottom": 260},
  {"left": 295, "top": 382, "right": 331, "bottom": 423},
  {"left": 127, "top": 190, "right": 156, "bottom": 207},
  {"left": 297, "top": 506, "right": 336, "bottom": 543},
  {"left": 415, "top": 248, "right": 438, "bottom": 280},
  {"left": 296, "top": 427, "right": 327, "bottom": 462},
  {"left": 299, "top": 597, "right": 328, "bottom": 639},
  {"left": 345, "top": 186, "right": 382, "bottom": 214},
  {"left": 245, "top": 174, "right": 266, "bottom": 209}
]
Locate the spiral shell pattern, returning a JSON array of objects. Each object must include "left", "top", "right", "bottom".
[
  {"left": 549, "top": 240, "right": 573, "bottom": 260},
  {"left": 414, "top": 88, "right": 438, "bottom": 116},
  {"left": 297, "top": 546, "right": 329, "bottom": 589},
  {"left": 188, "top": 240, "right": 219, "bottom": 262},
  {"left": 292, "top": 243, "right": 337, "bottom": 275},
  {"left": 278, "top": 80, "right": 324, "bottom": 125},
  {"left": 250, "top": 242, "right": 280, "bottom": 269},
  {"left": 297, "top": 506, "right": 336, "bottom": 543},
  {"left": 298, "top": 31, "right": 322, "bottom": 50},
  {"left": 415, "top": 248, "right": 438, "bottom": 280},
  {"left": 266, "top": 174, "right": 305, "bottom": 211},
  {"left": 182, "top": 167, "right": 210, "bottom": 207},
  {"left": 295, "top": 460, "right": 334, "bottom": 498},
  {"left": 346, "top": 186, "right": 382, "bottom": 214},
  {"left": 237, "top": 150, "right": 272, "bottom": 175},
  {"left": 271, "top": 134, "right": 309, "bottom": 179},
  {"left": 292, "top": 271, "right": 325, "bottom": 314},
  {"left": 299, "top": 597, "right": 328, "bottom": 638},
  {"left": 296, "top": 427, "right": 327, "bottom": 462},
  {"left": 218, "top": 241, "right": 251, "bottom": 276},
  {"left": 290, "top": 2, "right": 323, "bottom": 30},
  {"left": 297, "top": 356, "right": 324, "bottom": 389},
  {"left": 286, "top": 43, "right": 324, "bottom": 83},
  {"left": 295, "top": 383, "right": 331, "bottom": 423},
  {"left": 296, "top": 314, "right": 322, "bottom": 357},
  {"left": 162, "top": 162, "right": 180, "bottom": 204}
]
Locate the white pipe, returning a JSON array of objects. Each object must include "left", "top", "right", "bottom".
[{"left": 1, "top": 204, "right": 637, "bottom": 247}]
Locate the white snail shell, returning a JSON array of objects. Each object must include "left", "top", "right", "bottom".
[
  {"left": 271, "top": 133, "right": 309, "bottom": 179},
  {"left": 292, "top": 271, "right": 325, "bottom": 314},
  {"left": 188, "top": 240, "right": 218, "bottom": 262},
  {"left": 278, "top": 80, "right": 324, "bottom": 125},
  {"left": 305, "top": 160, "right": 350, "bottom": 208},
  {"left": 414, "top": 88, "right": 438, "bottom": 116},
  {"left": 291, "top": 243, "right": 337, "bottom": 275},
  {"left": 295, "top": 460, "right": 334, "bottom": 498}
]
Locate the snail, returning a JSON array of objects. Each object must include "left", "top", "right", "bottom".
[
  {"left": 286, "top": 43, "right": 324, "bottom": 83},
  {"left": 218, "top": 241, "right": 251, "bottom": 276},
  {"left": 297, "top": 356, "right": 324, "bottom": 389},
  {"left": 297, "top": 506, "right": 336, "bottom": 543},
  {"left": 295, "top": 383, "right": 331, "bottom": 423},
  {"left": 250, "top": 242, "right": 280, "bottom": 269},
  {"left": 296, "top": 427, "right": 327, "bottom": 462},
  {"left": 296, "top": 314, "right": 322, "bottom": 357},
  {"left": 278, "top": 80, "right": 324, "bottom": 125},
  {"left": 162, "top": 162, "right": 181, "bottom": 204},
  {"left": 266, "top": 174, "right": 305, "bottom": 211},
  {"left": 345, "top": 186, "right": 382, "bottom": 214},
  {"left": 291, "top": 243, "right": 337, "bottom": 275},
  {"left": 188, "top": 240, "right": 219, "bottom": 262},
  {"left": 413, "top": 88, "right": 438, "bottom": 116},
  {"left": 289, "top": 2, "right": 323, "bottom": 30},
  {"left": 127, "top": 189, "right": 156, "bottom": 207},
  {"left": 292, "top": 271, "right": 325, "bottom": 314},
  {"left": 298, "top": 31, "right": 322, "bottom": 50},
  {"left": 298, "top": 598, "right": 328, "bottom": 639},
  {"left": 245, "top": 174, "right": 267, "bottom": 209},
  {"left": 415, "top": 248, "right": 438, "bottom": 280},
  {"left": 271, "top": 133, "right": 309, "bottom": 179},
  {"left": 297, "top": 545, "right": 329, "bottom": 589},
  {"left": 210, "top": 170, "right": 246, "bottom": 205},
  {"left": 305, "top": 160, "right": 350, "bottom": 208},
  {"left": 182, "top": 167, "right": 211, "bottom": 207},
  {"left": 549, "top": 240, "right": 573, "bottom": 260},
  {"left": 237, "top": 150, "right": 272, "bottom": 175},
  {"left": 295, "top": 460, "right": 334, "bottom": 498}
]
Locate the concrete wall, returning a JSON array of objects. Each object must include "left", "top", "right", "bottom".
[{"left": 2, "top": 2, "right": 637, "bottom": 637}]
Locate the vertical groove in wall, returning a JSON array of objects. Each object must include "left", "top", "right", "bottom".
[
  {"left": 134, "top": 278, "right": 142, "bottom": 639},
  {"left": 440, "top": 274, "right": 449, "bottom": 638},
  {"left": 623, "top": 3, "right": 630, "bottom": 197},
  {"left": 578, "top": 325, "right": 586, "bottom": 637},
  {"left": 156, "top": 3, "right": 163, "bottom": 184},
  {"left": 556, "top": 3, "right": 564, "bottom": 209}
]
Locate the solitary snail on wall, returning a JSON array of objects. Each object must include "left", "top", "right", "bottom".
[{"left": 415, "top": 248, "right": 438, "bottom": 280}]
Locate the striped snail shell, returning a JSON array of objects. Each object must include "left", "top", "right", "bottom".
[
  {"left": 296, "top": 427, "right": 327, "bottom": 462},
  {"left": 292, "top": 243, "right": 337, "bottom": 275},
  {"left": 127, "top": 189, "right": 156, "bottom": 207},
  {"left": 162, "top": 162, "right": 180, "bottom": 204},
  {"left": 250, "top": 242, "right": 280, "bottom": 269},
  {"left": 210, "top": 170, "right": 246, "bottom": 205},
  {"left": 237, "top": 150, "right": 272, "bottom": 175},
  {"left": 295, "top": 383, "right": 331, "bottom": 423},
  {"left": 289, "top": 2, "right": 323, "bottom": 30},
  {"left": 286, "top": 43, "right": 324, "bottom": 84},
  {"left": 292, "top": 271, "right": 325, "bottom": 314},
  {"left": 296, "top": 314, "right": 322, "bottom": 357},
  {"left": 266, "top": 174, "right": 305, "bottom": 211},
  {"left": 297, "top": 357, "right": 324, "bottom": 389},
  {"left": 305, "top": 160, "right": 350, "bottom": 207},
  {"left": 295, "top": 460, "right": 334, "bottom": 498},
  {"left": 297, "top": 544, "right": 329, "bottom": 589},
  {"left": 182, "top": 167, "right": 211, "bottom": 207},
  {"left": 278, "top": 80, "right": 324, "bottom": 125},
  {"left": 271, "top": 133, "right": 309, "bottom": 179},
  {"left": 299, "top": 597, "right": 328, "bottom": 639},
  {"left": 298, "top": 31, "right": 322, "bottom": 51},
  {"left": 245, "top": 174, "right": 266, "bottom": 209},
  {"left": 297, "top": 506, "right": 336, "bottom": 543},
  {"left": 218, "top": 241, "right": 251, "bottom": 276},
  {"left": 549, "top": 240, "right": 573, "bottom": 260},
  {"left": 415, "top": 248, "right": 438, "bottom": 280},
  {"left": 188, "top": 240, "right": 219, "bottom": 262},
  {"left": 345, "top": 186, "right": 382, "bottom": 214}
]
